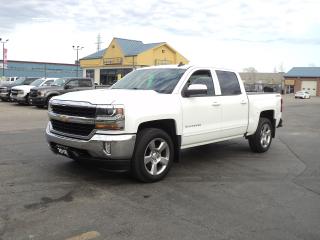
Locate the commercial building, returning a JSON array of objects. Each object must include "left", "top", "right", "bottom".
[
  {"left": 284, "top": 67, "right": 320, "bottom": 96},
  {"left": 0, "top": 60, "right": 81, "bottom": 79},
  {"left": 80, "top": 37, "right": 189, "bottom": 85},
  {"left": 239, "top": 72, "right": 284, "bottom": 93}
]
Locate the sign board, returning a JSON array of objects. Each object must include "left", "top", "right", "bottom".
[
  {"left": 3, "top": 48, "right": 7, "bottom": 64},
  {"left": 285, "top": 79, "right": 295, "bottom": 85}
]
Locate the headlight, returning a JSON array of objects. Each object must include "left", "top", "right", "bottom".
[
  {"left": 95, "top": 105, "right": 125, "bottom": 130},
  {"left": 38, "top": 91, "right": 45, "bottom": 96}
]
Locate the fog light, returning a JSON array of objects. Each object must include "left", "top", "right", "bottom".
[{"left": 104, "top": 142, "right": 111, "bottom": 155}]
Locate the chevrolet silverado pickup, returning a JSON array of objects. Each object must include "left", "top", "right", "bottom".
[
  {"left": 29, "top": 77, "right": 94, "bottom": 108},
  {"left": 46, "top": 65, "right": 283, "bottom": 182},
  {"left": 10, "top": 78, "right": 56, "bottom": 104},
  {"left": 0, "top": 77, "right": 38, "bottom": 101}
]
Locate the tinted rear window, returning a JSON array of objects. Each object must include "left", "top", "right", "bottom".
[{"left": 216, "top": 70, "right": 241, "bottom": 95}]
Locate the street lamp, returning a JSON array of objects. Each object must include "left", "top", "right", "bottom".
[
  {"left": 72, "top": 45, "right": 84, "bottom": 77},
  {"left": 0, "top": 38, "right": 9, "bottom": 77}
]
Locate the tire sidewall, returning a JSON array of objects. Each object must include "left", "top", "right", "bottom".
[
  {"left": 257, "top": 118, "right": 273, "bottom": 152},
  {"left": 132, "top": 128, "right": 174, "bottom": 182}
]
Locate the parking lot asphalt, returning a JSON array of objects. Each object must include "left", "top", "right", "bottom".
[{"left": 0, "top": 96, "right": 320, "bottom": 240}]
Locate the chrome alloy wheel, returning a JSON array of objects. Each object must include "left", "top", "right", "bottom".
[
  {"left": 260, "top": 123, "right": 272, "bottom": 148},
  {"left": 144, "top": 138, "right": 170, "bottom": 176}
]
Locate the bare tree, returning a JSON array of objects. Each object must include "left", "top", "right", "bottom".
[{"left": 243, "top": 67, "right": 258, "bottom": 73}]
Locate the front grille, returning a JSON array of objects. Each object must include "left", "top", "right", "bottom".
[
  {"left": 51, "top": 104, "right": 96, "bottom": 118},
  {"left": 11, "top": 89, "right": 18, "bottom": 96},
  {"left": 30, "top": 89, "right": 38, "bottom": 97},
  {"left": 0, "top": 87, "right": 8, "bottom": 93},
  {"left": 51, "top": 119, "right": 94, "bottom": 136}
]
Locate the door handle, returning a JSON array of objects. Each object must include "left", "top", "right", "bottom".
[
  {"left": 240, "top": 100, "right": 247, "bottom": 104},
  {"left": 212, "top": 102, "right": 220, "bottom": 106}
]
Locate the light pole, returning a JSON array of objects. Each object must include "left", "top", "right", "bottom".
[
  {"left": 0, "top": 38, "right": 9, "bottom": 77},
  {"left": 72, "top": 45, "right": 83, "bottom": 77}
]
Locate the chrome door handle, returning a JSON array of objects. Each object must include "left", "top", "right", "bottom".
[
  {"left": 240, "top": 100, "right": 247, "bottom": 104},
  {"left": 212, "top": 102, "right": 220, "bottom": 106}
]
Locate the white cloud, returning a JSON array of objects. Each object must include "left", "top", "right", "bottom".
[{"left": 1, "top": 0, "right": 320, "bottom": 71}]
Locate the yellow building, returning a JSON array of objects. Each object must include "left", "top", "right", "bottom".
[{"left": 80, "top": 37, "right": 189, "bottom": 85}]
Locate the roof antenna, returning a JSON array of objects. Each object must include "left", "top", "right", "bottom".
[{"left": 178, "top": 62, "right": 184, "bottom": 67}]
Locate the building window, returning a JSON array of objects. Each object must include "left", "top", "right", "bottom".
[
  {"left": 86, "top": 69, "right": 94, "bottom": 79},
  {"left": 100, "top": 68, "right": 133, "bottom": 86}
]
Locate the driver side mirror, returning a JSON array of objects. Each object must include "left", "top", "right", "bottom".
[
  {"left": 64, "top": 85, "right": 72, "bottom": 89},
  {"left": 184, "top": 84, "right": 208, "bottom": 97}
]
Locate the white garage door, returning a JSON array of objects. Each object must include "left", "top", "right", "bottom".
[{"left": 301, "top": 81, "right": 317, "bottom": 96}]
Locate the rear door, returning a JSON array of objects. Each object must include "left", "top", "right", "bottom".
[
  {"left": 214, "top": 70, "right": 248, "bottom": 138},
  {"left": 180, "top": 69, "right": 222, "bottom": 147},
  {"left": 78, "top": 79, "right": 93, "bottom": 90}
]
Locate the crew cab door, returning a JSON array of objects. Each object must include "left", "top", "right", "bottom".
[
  {"left": 214, "top": 70, "right": 248, "bottom": 137},
  {"left": 180, "top": 69, "right": 222, "bottom": 147}
]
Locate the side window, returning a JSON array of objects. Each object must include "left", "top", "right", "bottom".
[
  {"left": 79, "top": 79, "right": 93, "bottom": 87},
  {"left": 65, "top": 80, "right": 79, "bottom": 88},
  {"left": 216, "top": 70, "right": 241, "bottom": 95},
  {"left": 43, "top": 80, "right": 54, "bottom": 86},
  {"left": 184, "top": 70, "right": 214, "bottom": 97}
]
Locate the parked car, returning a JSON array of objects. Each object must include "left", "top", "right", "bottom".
[
  {"left": 29, "top": 77, "right": 94, "bottom": 108},
  {"left": 45, "top": 65, "right": 283, "bottom": 182},
  {"left": 295, "top": 90, "right": 310, "bottom": 99},
  {"left": 0, "top": 77, "right": 39, "bottom": 101},
  {"left": 10, "top": 78, "right": 57, "bottom": 104}
]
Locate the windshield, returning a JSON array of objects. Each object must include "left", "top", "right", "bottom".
[
  {"left": 112, "top": 68, "right": 186, "bottom": 94},
  {"left": 51, "top": 78, "right": 66, "bottom": 86},
  {"left": 12, "top": 77, "right": 26, "bottom": 85},
  {"left": 30, "top": 79, "right": 45, "bottom": 86}
]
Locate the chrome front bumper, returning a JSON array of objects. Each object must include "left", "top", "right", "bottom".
[{"left": 46, "top": 122, "right": 136, "bottom": 160}]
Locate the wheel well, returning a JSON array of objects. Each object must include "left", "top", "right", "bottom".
[
  {"left": 260, "top": 110, "right": 276, "bottom": 137},
  {"left": 138, "top": 119, "right": 181, "bottom": 162}
]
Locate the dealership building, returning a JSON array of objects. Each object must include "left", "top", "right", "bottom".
[
  {"left": 284, "top": 67, "right": 320, "bottom": 96},
  {"left": 80, "top": 37, "right": 189, "bottom": 85},
  {"left": 0, "top": 60, "right": 81, "bottom": 79}
]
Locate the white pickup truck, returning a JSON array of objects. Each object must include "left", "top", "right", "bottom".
[{"left": 46, "top": 65, "right": 283, "bottom": 182}]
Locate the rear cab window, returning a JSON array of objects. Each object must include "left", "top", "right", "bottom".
[
  {"left": 216, "top": 70, "right": 242, "bottom": 95},
  {"left": 79, "top": 79, "right": 93, "bottom": 87}
]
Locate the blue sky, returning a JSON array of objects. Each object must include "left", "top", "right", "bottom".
[{"left": 1, "top": 0, "right": 320, "bottom": 72}]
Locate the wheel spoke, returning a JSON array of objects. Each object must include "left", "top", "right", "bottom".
[
  {"left": 160, "top": 157, "right": 169, "bottom": 165},
  {"left": 148, "top": 140, "right": 156, "bottom": 151},
  {"left": 157, "top": 141, "right": 168, "bottom": 153},
  {"left": 144, "top": 155, "right": 152, "bottom": 164},
  {"left": 151, "top": 162, "right": 158, "bottom": 175}
]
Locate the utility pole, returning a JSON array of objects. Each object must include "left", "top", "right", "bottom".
[
  {"left": 95, "top": 33, "right": 103, "bottom": 51},
  {"left": 72, "top": 45, "right": 83, "bottom": 77},
  {"left": 0, "top": 38, "right": 9, "bottom": 78}
]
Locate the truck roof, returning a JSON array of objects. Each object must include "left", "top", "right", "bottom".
[{"left": 137, "top": 64, "right": 237, "bottom": 73}]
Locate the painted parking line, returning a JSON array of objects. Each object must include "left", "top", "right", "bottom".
[{"left": 65, "top": 231, "right": 100, "bottom": 240}]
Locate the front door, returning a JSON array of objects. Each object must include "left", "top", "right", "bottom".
[{"left": 180, "top": 69, "right": 222, "bottom": 148}]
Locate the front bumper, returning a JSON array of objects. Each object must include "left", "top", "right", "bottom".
[
  {"left": 0, "top": 92, "right": 10, "bottom": 100},
  {"left": 46, "top": 123, "right": 136, "bottom": 169},
  {"left": 11, "top": 95, "right": 26, "bottom": 102},
  {"left": 29, "top": 96, "right": 46, "bottom": 106}
]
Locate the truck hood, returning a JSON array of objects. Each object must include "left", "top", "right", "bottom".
[
  {"left": 11, "top": 85, "right": 35, "bottom": 91},
  {"left": 53, "top": 89, "right": 175, "bottom": 106},
  {"left": 32, "top": 86, "right": 62, "bottom": 91}
]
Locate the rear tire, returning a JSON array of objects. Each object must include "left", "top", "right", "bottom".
[
  {"left": 131, "top": 128, "right": 174, "bottom": 183},
  {"left": 248, "top": 117, "right": 273, "bottom": 153}
]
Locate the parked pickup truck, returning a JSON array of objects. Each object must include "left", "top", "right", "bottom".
[
  {"left": 0, "top": 77, "right": 39, "bottom": 101},
  {"left": 29, "top": 77, "right": 94, "bottom": 108},
  {"left": 46, "top": 65, "right": 283, "bottom": 182},
  {"left": 10, "top": 78, "right": 57, "bottom": 104}
]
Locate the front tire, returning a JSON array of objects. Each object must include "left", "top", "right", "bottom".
[
  {"left": 131, "top": 128, "right": 174, "bottom": 182},
  {"left": 248, "top": 117, "right": 273, "bottom": 153}
]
